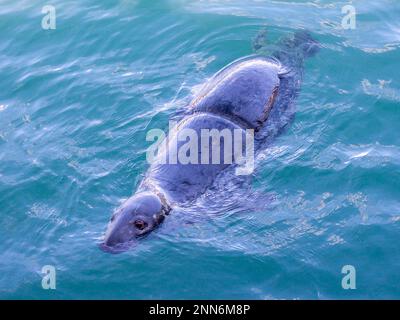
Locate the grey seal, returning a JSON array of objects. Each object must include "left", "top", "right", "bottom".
[{"left": 101, "top": 30, "right": 319, "bottom": 252}]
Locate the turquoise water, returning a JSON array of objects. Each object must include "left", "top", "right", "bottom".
[{"left": 1, "top": 0, "right": 400, "bottom": 299}]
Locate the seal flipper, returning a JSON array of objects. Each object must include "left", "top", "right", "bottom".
[
  {"left": 272, "top": 30, "right": 320, "bottom": 69},
  {"left": 290, "top": 30, "right": 320, "bottom": 58},
  {"left": 253, "top": 30, "right": 319, "bottom": 141},
  {"left": 252, "top": 27, "right": 268, "bottom": 53}
]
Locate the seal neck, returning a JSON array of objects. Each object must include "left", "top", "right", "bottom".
[{"left": 140, "top": 181, "right": 172, "bottom": 218}]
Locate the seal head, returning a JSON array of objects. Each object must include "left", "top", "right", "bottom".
[{"left": 101, "top": 192, "right": 167, "bottom": 252}]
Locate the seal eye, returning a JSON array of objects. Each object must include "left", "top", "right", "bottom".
[{"left": 134, "top": 219, "right": 147, "bottom": 230}]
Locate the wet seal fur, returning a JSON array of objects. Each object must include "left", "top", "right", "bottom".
[{"left": 101, "top": 31, "right": 319, "bottom": 253}]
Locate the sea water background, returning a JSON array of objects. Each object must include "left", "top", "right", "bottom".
[{"left": 1, "top": 0, "right": 400, "bottom": 299}]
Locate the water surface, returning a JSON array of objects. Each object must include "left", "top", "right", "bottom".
[{"left": 1, "top": 0, "right": 400, "bottom": 299}]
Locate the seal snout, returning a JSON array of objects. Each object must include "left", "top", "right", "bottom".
[
  {"left": 99, "top": 240, "right": 136, "bottom": 254},
  {"left": 101, "top": 215, "right": 138, "bottom": 253},
  {"left": 103, "top": 229, "right": 130, "bottom": 248}
]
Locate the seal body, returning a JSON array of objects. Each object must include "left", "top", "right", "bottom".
[
  {"left": 141, "top": 57, "right": 283, "bottom": 203},
  {"left": 191, "top": 58, "right": 281, "bottom": 128},
  {"left": 143, "top": 113, "right": 246, "bottom": 203},
  {"left": 101, "top": 31, "right": 319, "bottom": 251}
]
